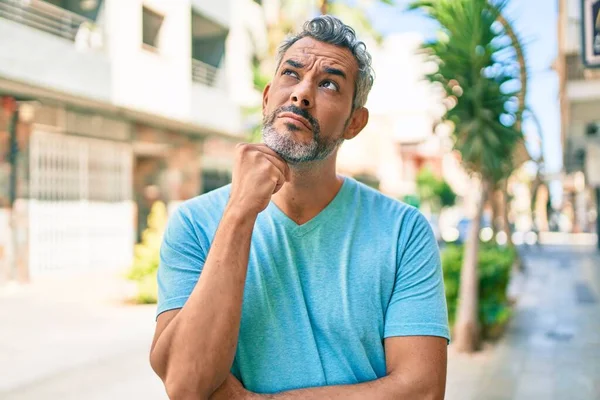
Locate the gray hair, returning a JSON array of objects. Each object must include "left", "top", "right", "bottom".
[{"left": 275, "top": 15, "right": 375, "bottom": 110}]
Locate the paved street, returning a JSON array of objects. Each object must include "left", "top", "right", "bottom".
[
  {"left": 0, "top": 245, "right": 598, "bottom": 399},
  {"left": 0, "top": 273, "right": 167, "bottom": 400},
  {"left": 446, "top": 245, "right": 600, "bottom": 400}
]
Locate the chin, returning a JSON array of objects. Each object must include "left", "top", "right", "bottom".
[{"left": 281, "top": 126, "right": 314, "bottom": 144}]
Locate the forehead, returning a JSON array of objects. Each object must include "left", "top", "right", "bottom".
[{"left": 281, "top": 37, "right": 358, "bottom": 76}]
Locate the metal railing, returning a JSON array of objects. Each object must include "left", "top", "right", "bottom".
[
  {"left": 0, "top": 0, "right": 92, "bottom": 41},
  {"left": 192, "top": 59, "right": 226, "bottom": 89}
]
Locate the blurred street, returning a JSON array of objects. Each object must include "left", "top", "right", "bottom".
[
  {"left": 446, "top": 245, "right": 600, "bottom": 400},
  {"left": 0, "top": 274, "right": 166, "bottom": 400},
  {"left": 0, "top": 244, "right": 598, "bottom": 400}
]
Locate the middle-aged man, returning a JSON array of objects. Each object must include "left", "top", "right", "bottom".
[{"left": 150, "top": 15, "right": 450, "bottom": 400}]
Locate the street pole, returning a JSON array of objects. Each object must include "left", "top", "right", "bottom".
[
  {"left": 8, "top": 102, "right": 19, "bottom": 281},
  {"left": 597, "top": 187, "right": 600, "bottom": 251},
  {"left": 8, "top": 105, "right": 19, "bottom": 208}
]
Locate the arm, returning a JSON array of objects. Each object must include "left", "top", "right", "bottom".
[
  {"left": 150, "top": 144, "right": 289, "bottom": 400},
  {"left": 263, "top": 336, "right": 446, "bottom": 399},
  {"left": 217, "top": 208, "right": 449, "bottom": 400},
  {"left": 217, "top": 336, "right": 446, "bottom": 400},
  {"left": 150, "top": 208, "right": 254, "bottom": 399}
]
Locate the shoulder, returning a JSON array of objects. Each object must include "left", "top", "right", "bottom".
[
  {"left": 345, "top": 177, "right": 419, "bottom": 221},
  {"left": 175, "top": 185, "right": 231, "bottom": 219},
  {"left": 344, "top": 177, "right": 433, "bottom": 246},
  {"left": 166, "top": 185, "right": 231, "bottom": 238}
]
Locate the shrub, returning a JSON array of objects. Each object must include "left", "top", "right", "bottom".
[
  {"left": 127, "top": 201, "right": 168, "bottom": 304},
  {"left": 442, "top": 243, "right": 515, "bottom": 340},
  {"left": 416, "top": 167, "right": 456, "bottom": 211}
]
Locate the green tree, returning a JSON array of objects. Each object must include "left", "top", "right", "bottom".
[
  {"left": 495, "top": 11, "right": 529, "bottom": 254},
  {"left": 416, "top": 167, "right": 456, "bottom": 212},
  {"left": 416, "top": 167, "right": 440, "bottom": 205},
  {"left": 438, "top": 180, "right": 457, "bottom": 208},
  {"left": 409, "top": 0, "right": 525, "bottom": 352}
]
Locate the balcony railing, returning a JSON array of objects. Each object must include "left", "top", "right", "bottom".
[
  {"left": 0, "top": 0, "right": 92, "bottom": 42},
  {"left": 192, "top": 59, "right": 226, "bottom": 89}
]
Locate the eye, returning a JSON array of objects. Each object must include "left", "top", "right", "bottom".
[
  {"left": 282, "top": 69, "right": 299, "bottom": 79},
  {"left": 320, "top": 80, "right": 339, "bottom": 91}
]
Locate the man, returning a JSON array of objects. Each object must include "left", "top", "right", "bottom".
[{"left": 150, "top": 16, "right": 450, "bottom": 399}]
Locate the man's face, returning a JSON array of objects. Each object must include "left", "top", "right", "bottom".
[{"left": 262, "top": 37, "right": 365, "bottom": 164}]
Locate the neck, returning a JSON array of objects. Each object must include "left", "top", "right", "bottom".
[{"left": 271, "top": 155, "right": 343, "bottom": 225}]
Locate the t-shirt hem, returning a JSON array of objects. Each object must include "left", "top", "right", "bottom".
[
  {"left": 156, "top": 296, "right": 189, "bottom": 320},
  {"left": 384, "top": 323, "right": 451, "bottom": 343}
]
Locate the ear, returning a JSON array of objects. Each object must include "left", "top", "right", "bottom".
[
  {"left": 262, "top": 83, "right": 272, "bottom": 117},
  {"left": 342, "top": 107, "right": 369, "bottom": 140}
]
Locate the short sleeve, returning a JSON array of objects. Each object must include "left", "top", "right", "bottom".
[
  {"left": 384, "top": 208, "right": 450, "bottom": 342},
  {"left": 156, "top": 205, "right": 208, "bottom": 319}
]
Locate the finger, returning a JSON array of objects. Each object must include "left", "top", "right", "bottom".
[
  {"left": 253, "top": 143, "right": 283, "bottom": 159},
  {"left": 257, "top": 151, "right": 290, "bottom": 182},
  {"left": 272, "top": 170, "right": 286, "bottom": 194},
  {"left": 253, "top": 145, "right": 289, "bottom": 169},
  {"left": 263, "top": 153, "right": 289, "bottom": 181},
  {"left": 241, "top": 144, "right": 290, "bottom": 182},
  {"left": 273, "top": 182, "right": 284, "bottom": 195}
]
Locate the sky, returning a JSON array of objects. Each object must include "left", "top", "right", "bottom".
[{"left": 365, "top": 0, "right": 562, "bottom": 176}]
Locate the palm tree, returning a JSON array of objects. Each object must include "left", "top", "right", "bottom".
[
  {"left": 409, "top": 0, "right": 525, "bottom": 352},
  {"left": 497, "top": 12, "right": 529, "bottom": 255}
]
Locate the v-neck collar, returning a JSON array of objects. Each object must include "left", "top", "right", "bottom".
[{"left": 266, "top": 177, "right": 350, "bottom": 236}]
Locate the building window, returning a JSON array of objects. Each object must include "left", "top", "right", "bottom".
[
  {"left": 565, "top": 54, "right": 585, "bottom": 81},
  {"left": 142, "top": 6, "right": 164, "bottom": 50}
]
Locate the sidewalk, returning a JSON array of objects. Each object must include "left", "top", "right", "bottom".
[
  {"left": 0, "top": 246, "right": 598, "bottom": 399},
  {"left": 0, "top": 272, "right": 167, "bottom": 400},
  {"left": 446, "top": 246, "right": 600, "bottom": 400}
]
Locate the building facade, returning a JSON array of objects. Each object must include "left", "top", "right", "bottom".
[
  {"left": 557, "top": 0, "right": 600, "bottom": 244},
  {"left": 0, "top": 0, "right": 266, "bottom": 281}
]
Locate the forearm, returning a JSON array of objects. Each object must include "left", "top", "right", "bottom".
[
  {"left": 261, "top": 377, "right": 393, "bottom": 400},
  {"left": 151, "top": 206, "right": 256, "bottom": 398},
  {"left": 259, "top": 374, "right": 442, "bottom": 400}
]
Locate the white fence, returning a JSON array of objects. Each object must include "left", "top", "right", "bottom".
[
  {"left": 28, "top": 201, "right": 134, "bottom": 277},
  {"left": 28, "top": 130, "right": 134, "bottom": 277}
]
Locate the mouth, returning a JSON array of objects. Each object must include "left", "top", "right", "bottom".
[{"left": 277, "top": 112, "right": 312, "bottom": 131}]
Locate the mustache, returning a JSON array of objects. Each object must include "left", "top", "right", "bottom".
[{"left": 268, "top": 105, "right": 320, "bottom": 132}]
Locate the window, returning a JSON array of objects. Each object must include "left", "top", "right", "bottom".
[
  {"left": 142, "top": 6, "right": 164, "bottom": 50},
  {"left": 565, "top": 54, "right": 585, "bottom": 81}
]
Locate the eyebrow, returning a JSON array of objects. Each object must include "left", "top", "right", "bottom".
[
  {"left": 283, "top": 60, "right": 347, "bottom": 80},
  {"left": 284, "top": 59, "right": 304, "bottom": 69},
  {"left": 324, "top": 67, "right": 347, "bottom": 80}
]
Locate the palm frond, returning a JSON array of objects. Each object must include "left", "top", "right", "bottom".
[{"left": 410, "top": 0, "right": 528, "bottom": 181}]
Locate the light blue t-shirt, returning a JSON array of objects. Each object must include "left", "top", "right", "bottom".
[{"left": 157, "top": 177, "right": 450, "bottom": 394}]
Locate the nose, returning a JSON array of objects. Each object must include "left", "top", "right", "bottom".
[{"left": 290, "top": 82, "right": 313, "bottom": 109}]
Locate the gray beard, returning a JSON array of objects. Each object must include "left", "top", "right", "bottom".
[{"left": 262, "top": 124, "right": 343, "bottom": 164}]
